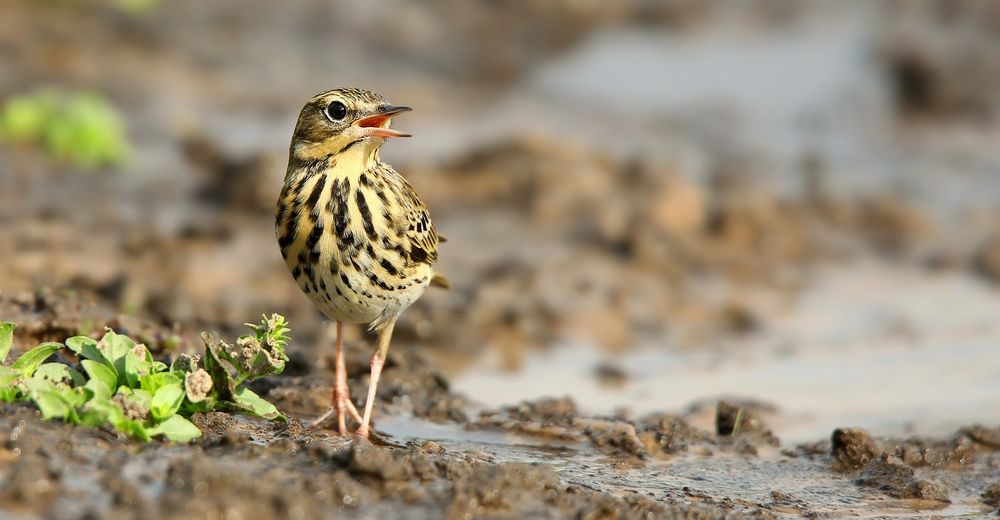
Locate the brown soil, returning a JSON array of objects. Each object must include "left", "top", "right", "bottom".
[{"left": 3, "top": 0, "right": 1000, "bottom": 518}]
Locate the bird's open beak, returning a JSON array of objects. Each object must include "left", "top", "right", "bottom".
[{"left": 355, "top": 105, "right": 412, "bottom": 138}]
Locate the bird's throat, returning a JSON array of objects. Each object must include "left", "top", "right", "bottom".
[
  {"left": 294, "top": 136, "right": 381, "bottom": 168},
  {"left": 334, "top": 138, "right": 381, "bottom": 172}
]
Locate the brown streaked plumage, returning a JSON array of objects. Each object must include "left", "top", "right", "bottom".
[{"left": 275, "top": 87, "right": 441, "bottom": 437}]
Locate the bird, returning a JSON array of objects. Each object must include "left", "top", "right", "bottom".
[{"left": 274, "top": 88, "right": 443, "bottom": 437}]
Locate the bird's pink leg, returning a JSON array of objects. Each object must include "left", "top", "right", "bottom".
[
  {"left": 334, "top": 321, "right": 364, "bottom": 428},
  {"left": 356, "top": 319, "right": 396, "bottom": 438},
  {"left": 312, "top": 321, "right": 362, "bottom": 433}
]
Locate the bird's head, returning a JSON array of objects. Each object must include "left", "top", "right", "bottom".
[{"left": 290, "top": 88, "right": 411, "bottom": 161}]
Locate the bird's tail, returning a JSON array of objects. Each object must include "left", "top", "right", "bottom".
[{"left": 430, "top": 273, "right": 451, "bottom": 289}]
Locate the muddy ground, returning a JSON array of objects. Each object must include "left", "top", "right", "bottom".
[
  {"left": 3, "top": 0, "right": 1000, "bottom": 518},
  {"left": 2, "top": 291, "right": 1000, "bottom": 518}
]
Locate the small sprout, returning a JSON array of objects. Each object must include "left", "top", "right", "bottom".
[
  {"left": 230, "top": 335, "right": 260, "bottom": 373},
  {"left": 243, "top": 314, "right": 291, "bottom": 353},
  {"left": 184, "top": 369, "right": 212, "bottom": 403},
  {"left": 230, "top": 314, "right": 291, "bottom": 384},
  {"left": 731, "top": 409, "right": 745, "bottom": 437}
]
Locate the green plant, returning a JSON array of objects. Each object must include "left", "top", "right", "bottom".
[
  {"left": 0, "top": 315, "right": 291, "bottom": 442},
  {"left": 0, "top": 89, "right": 130, "bottom": 168},
  {"left": 112, "top": 0, "right": 161, "bottom": 14},
  {"left": 43, "top": 0, "right": 161, "bottom": 14}
]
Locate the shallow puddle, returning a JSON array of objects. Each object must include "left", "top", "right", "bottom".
[
  {"left": 379, "top": 414, "right": 993, "bottom": 518},
  {"left": 450, "top": 261, "right": 1000, "bottom": 444}
]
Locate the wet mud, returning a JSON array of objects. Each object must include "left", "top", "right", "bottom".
[
  {"left": 3, "top": 286, "right": 1000, "bottom": 518},
  {"left": 2, "top": 289, "right": 999, "bottom": 518},
  {"left": 3, "top": 0, "right": 1000, "bottom": 518},
  {"left": 5, "top": 384, "right": 1000, "bottom": 518}
]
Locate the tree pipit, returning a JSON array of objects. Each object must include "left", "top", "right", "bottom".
[{"left": 275, "top": 88, "right": 444, "bottom": 437}]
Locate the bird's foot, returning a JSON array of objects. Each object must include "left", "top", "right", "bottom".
[
  {"left": 340, "top": 383, "right": 363, "bottom": 424},
  {"left": 310, "top": 408, "right": 336, "bottom": 429},
  {"left": 311, "top": 383, "right": 363, "bottom": 434}
]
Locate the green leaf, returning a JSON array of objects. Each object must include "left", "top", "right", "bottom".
[
  {"left": 69, "top": 366, "right": 86, "bottom": 386},
  {"left": 129, "top": 388, "right": 152, "bottom": 410},
  {"left": 121, "top": 351, "right": 141, "bottom": 388},
  {"left": 65, "top": 335, "right": 95, "bottom": 352},
  {"left": 149, "top": 384, "right": 184, "bottom": 421},
  {"left": 83, "top": 377, "right": 110, "bottom": 400},
  {"left": 79, "top": 397, "right": 125, "bottom": 427},
  {"left": 82, "top": 359, "right": 117, "bottom": 395},
  {"left": 0, "top": 386, "right": 20, "bottom": 402},
  {"left": 0, "top": 366, "right": 19, "bottom": 386},
  {"left": 147, "top": 414, "right": 201, "bottom": 443},
  {"left": 229, "top": 387, "right": 286, "bottom": 422},
  {"left": 12, "top": 342, "right": 63, "bottom": 376},
  {"left": 24, "top": 378, "right": 77, "bottom": 421},
  {"left": 60, "top": 387, "right": 89, "bottom": 408},
  {"left": 0, "top": 322, "right": 15, "bottom": 364},
  {"left": 23, "top": 376, "right": 54, "bottom": 394},
  {"left": 140, "top": 371, "right": 181, "bottom": 394},
  {"left": 181, "top": 395, "right": 216, "bottom": 414},
  {"left": 0, "top": 366, "right": 23, "bottom": 402},
  {"left": 99, "top": 329, "right": 134, "bottom": 365},
  {"left": 33, "top": 362, "right": 83, "bottom": 386},
  {"left": 129, "top": 344, "right": 154, "bottom": 378},
  {"left": 32, "top": 389, "right": 72, "bottom": 420},
  {"left": 113, "top": 418, "right": 151, "bottom": 441},
  {"left": 66, "top": 336, "right": 109, "bottom": 365},
  {"left": 33, "top": 362, "right": 71, "bottom": 382}
]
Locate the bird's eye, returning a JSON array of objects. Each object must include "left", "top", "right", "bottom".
[{"left": 325, "top": 101, "right": 347, "bottom": 121}]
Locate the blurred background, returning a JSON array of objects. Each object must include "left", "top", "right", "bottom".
[{"left": 2, "top": 0, "right": 999, "bottom": 442}]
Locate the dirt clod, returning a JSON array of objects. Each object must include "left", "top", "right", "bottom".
[
  {"left": 473, "top": 397, "right": 582, "bottom": 440},
  {"left": 982, "top": 483, "right": 1000, "bottom": 508},
  {"left": 639, "top": 414, "right": 712, "bottom": 456},
  {"left": 855, "top": 456, "right": 950, "bottom": 505},
  {"left": 832, "top": 427, "right": 879, "bottom": 471},
  {"left": 346, "top": 440, "right": 415, "bottom": 483},
  {"left": 447, "top": 463, "right": 561, "bottom": 519},
  {"left": 583, "top": 420, "right": 646, "bottom": 459}
]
